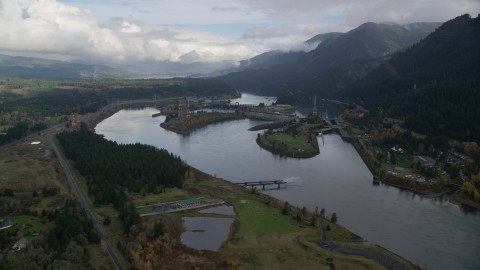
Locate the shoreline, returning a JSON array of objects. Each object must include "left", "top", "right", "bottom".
[{"left": 449, "top": 193, "right": 480, "bottom": 210}]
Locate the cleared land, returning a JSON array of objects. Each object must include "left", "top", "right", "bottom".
[
  {"left": 272, "top": 133, "right": 314, "bottom": 151},
  {"left": 233, "top": 199, "right": 301, "bottom": 237}
]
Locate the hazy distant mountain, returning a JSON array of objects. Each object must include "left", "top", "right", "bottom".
[
  {"left": 0, "top": 54, "right": 134, "bottom": 79},
  {"left": 202, "top": 50, "right": 306, "bottom": 77},
  {"left": 216, "top": 21, "right": 442, "bottom": 96},
  {"left": 199, "top": 32, "right": 344, "bottom": 78},
  {"left": 343, "top": 14, "right": 480, "bottom": 142}
]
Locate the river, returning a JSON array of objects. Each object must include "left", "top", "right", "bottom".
[{"left": 96, "top": 94, "right": 480, "bottom": 270}]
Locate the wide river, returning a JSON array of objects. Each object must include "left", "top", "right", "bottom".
[{"left": 96, "top": 94, "right": 480, "bottom": 270}]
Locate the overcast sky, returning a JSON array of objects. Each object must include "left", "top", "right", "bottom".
[{"left": 0, "top": 0, "right": 478, "bottom": 64}]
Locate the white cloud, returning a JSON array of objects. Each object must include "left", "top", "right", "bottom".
[
  {"left": 0, "top": 0, "right": 255, "bottom": 63},
  {"left": 241, "top": 24, "right": 296, "bottom": 40},
  {"left": 120, "top": 21, "right": 142, "bottom": 33},
  {"left": 1, "top": 0, "right": 479, "bottom": 64}
]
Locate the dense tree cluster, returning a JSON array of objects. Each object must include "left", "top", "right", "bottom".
[
  {"left": 29, "top": 122, "right": 47, "bottom": 132},
  {"left": 56, "top": 123, "right": 188, "bottom": 207},
  {"left": 382, "top": 131, "right": 449, "bottom": 155},
  {"left": 2, "top": 199, "right": 101, "bottom": 270},
  {"left": 0, "top": 122, "right": 29, "bottom": 146}
]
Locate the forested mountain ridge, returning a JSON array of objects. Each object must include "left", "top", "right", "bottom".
[
  {"left": 216, "top": 22, "right": 441, "bottom": 96},
  {"left": 343, "top": 14, "right": 480, "bottom": 142}
]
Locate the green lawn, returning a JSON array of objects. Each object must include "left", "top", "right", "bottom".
[
  {"left": 233, "top": 199, "right": 302, "bottom": 237},
  {"left": 339, "top": 128, "right": 353, "bottom": 138},
  {"left": 271, "top": 133, "right": 314, "bottom": 151},
  {"left": 2, "top": 215, "right": 45, "bottom": 240}
]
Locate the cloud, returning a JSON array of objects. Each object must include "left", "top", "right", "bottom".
[
  {"left": 120, "top": 21, "right": 142, "bottom": 33},
  {"left": 241, "top": 24, "right": 296, "bottom": 40},
  {"left": 245, "top": 0, "right": 480, "bottom": 30},
  {"left": 0, "top": 0, "right": 254, "bottom": 63},
  {"left": 265, "top": 39, "right": 320, "bottom": 52},
  {"left": 211, "top": 6, "right": 240, "bottom": 12}
]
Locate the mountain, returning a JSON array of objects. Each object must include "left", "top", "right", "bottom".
[
  {"left": 343, "top": 14, "right": 480, "bottom": 142},
  {"left": 0, "top": 54, "right": 134, "bottom": 79},
  {"left": 203, "top": 50, "right": 306, "bottom": 77},
  {"left": 216, "top": 21, "right": 442, "bottom": 97},
  {"left": 304, "top": 32, "right": 344, "bottom": 44}
]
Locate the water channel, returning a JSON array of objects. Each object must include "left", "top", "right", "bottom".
[{"left": 96, "top": 94, "right": 480, "bottom": 270}]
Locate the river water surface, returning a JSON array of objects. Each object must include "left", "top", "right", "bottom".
[{"left": 96, "top": 94, "right": 480, "bottom": 270}]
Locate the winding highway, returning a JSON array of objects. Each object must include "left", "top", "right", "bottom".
[{"left": 47, "top": 137, "right": 125, "bottom": 270}]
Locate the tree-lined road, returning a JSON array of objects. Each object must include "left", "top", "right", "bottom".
[{"left": 47, "top": 137, "right": 125, "bottom": 270}]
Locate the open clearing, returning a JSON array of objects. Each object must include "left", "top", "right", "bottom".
[{"left": 272, "top": 133, "right": 314, "bottom": 151}]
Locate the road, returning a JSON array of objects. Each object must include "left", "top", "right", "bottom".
[
  {"left": 317, "top": 225, "right": 408, "bottom": 270},
  {"left": 47, "top": 137, "right": 125, "bottom": 270},
  {"left": 0, "top": 121, "right": 66, "bottom": 151}
]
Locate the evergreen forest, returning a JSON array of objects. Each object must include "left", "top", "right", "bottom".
[{"left": 56, "top": 123, "right": 188, "bottom": 208}]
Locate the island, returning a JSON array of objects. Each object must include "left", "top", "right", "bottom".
[
  {"left": 256, "top": 114, "right": 326, "bottom": 158},
  {"left": 161, "top": 110, "right": 244, "bottom": 134}
]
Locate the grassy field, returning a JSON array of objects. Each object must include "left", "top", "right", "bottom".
[
  {"left": 233, "top": 199, "right": 302, "bottom": 237},
  {"left": 272, "top": 133, "right": 314, "bottom": 151},
  {"left": 1, "top": 215, "right": 45, "bottom": 240},
  {"left": 0, "top": 134, "right": 75, "bottom": 213}
]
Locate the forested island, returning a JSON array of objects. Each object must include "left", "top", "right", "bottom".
[
  {"left": 160, "top": 111, "right": 244, "bottom": 134},
  {"left": 256, "top": 116, "right": 325, "bottom": 158}
]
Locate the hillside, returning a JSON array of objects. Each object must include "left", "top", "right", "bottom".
[
  {"left": 343, "top": 14, "right": 480, "bottom": 142},
  {"left": 216, "top": 22, "right": 441, "bottom": 97}
]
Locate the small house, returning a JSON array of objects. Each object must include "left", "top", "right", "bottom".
[
  {"left": 180, "top": 198, "right": 200, "bottom": 208},
  {"left": 13, "top": 238, "right": 28, "bottom": 251}
]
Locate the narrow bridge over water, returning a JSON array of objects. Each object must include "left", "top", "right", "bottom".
[
  {"left": 236, "top": 180, "right": 287, "bottom": 190},
  {"left": 208, "top": 102, "right": 257, "bottom": 109},
  {"left": 245, "top": 111, "right": 296, "bottom": 122}
]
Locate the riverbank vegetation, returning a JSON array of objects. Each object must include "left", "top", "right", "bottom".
[
  {"left": 338, "top": 105, "right": 480, "bottom": 206},
  {"left": 161, "top": 111, "right": 244, "bottom": 134}
]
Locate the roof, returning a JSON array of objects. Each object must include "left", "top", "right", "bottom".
[
  {"left": 415, "top": 156, "right": 436, "bottom": 164},
  {"left": 180, "top": 198, "right": 199, "bottom": 204}
]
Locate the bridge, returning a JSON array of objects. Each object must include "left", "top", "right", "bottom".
[
  {"left": 245, "top": 111, "right": 296, "bottom": 122},
  {"left": 207, "top": 102, "right": 257, "bottom": 109},
  {"left": 236, "top": 180, "right": 287, "bottom": 190}
]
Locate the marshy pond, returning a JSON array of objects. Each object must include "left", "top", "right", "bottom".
[{"left": 180, "top": 217, "right": 234, "bottom": 251}]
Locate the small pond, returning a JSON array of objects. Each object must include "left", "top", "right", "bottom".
[
  {"left": 198, "top": 205, "right": 236, "bottom": 215},
  {"left": 180, "top": 217, "right": 234, "bottom": 251}
]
